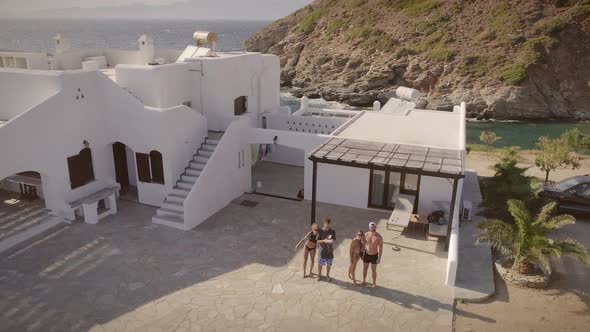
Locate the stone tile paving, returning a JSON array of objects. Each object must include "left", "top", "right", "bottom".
[{"left": 0, "top": 194, "right": 454, "bottom": 331}]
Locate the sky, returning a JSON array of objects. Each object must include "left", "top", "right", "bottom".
[{"left": 0, "top": 0, "right": 315, "bottom": 20}]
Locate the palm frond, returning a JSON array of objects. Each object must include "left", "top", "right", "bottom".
[
  {"left": 535, "top": 201, "right": 557, "bottom": 224},
  {"left": 476, "top": 219, "right": 516, "bottom": 255},
  {"left": 542, "top": 214, "right": 576, "bottom": 232},
  {"left": 526, "top": 247, "right": 551, "bottom": 272},
  {"left": 555, "top": 239, "right": 590, "bottom": 266}
]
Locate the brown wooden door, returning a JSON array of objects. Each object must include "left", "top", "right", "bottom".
[{"left": 113, "top": 142, "right": 130, "bottom": 192}]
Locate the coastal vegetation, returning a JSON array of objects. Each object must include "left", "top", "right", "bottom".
[{"left": 477, "top": 199, "right": 589, "bottom": 276}]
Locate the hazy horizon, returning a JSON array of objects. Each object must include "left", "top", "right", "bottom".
[{"left": 0, "top": 0, "right": 314, "bottom": 20}]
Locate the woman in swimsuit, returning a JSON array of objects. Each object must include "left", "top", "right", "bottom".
[
  {"left": 295, "top": 223, "right": 319, "bottom": 278},
  {"left": 348, "top": 230, "right": 364, "bottom": 285}
]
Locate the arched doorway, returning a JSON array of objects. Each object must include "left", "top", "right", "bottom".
[{"left": 0, "top": 171, "right": 50, "bottom": 243}]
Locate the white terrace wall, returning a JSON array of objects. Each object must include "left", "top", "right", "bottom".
[
  {"left": 115, "top": 63, "right": 192, "bottom": 109},
  {"left": 0, "top": 69, "right": 61, "bottom": 120},
  {"left": 265, "top": 113, "right": 348, "bottom": 135}
]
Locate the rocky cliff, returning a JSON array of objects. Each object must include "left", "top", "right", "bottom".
[{"left": 246, "top": 0, "right": 590, "bottom": 120}]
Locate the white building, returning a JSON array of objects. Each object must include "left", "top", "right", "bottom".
[{"left": 0, "top": 33, "right": 466, "bottom": 285}]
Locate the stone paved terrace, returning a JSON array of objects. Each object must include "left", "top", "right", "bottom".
[{"left": 0, "top": 195, "right": 460, "bottom": 331}]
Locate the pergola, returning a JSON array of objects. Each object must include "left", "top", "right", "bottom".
[{"left": 308, "top": 137, "right": 465, "bottom": 249}]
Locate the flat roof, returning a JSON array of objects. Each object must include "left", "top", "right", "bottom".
[
  {"left": 337, "top": 110, "right": 462, "bottom": 150},
  {"left": 309, "top": 137, "right": 464, "bottom": 178}
]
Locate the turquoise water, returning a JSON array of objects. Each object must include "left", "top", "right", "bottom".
[{"left": 466, "top": 122, "right": 590, "bottom": 149}]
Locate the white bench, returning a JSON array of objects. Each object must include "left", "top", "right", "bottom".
[
  {"left": 67, "top": 187, "right": 118, "bottom": 224},
  {"left": 386, "top": 194, "right": 416, "bottom": 231}
]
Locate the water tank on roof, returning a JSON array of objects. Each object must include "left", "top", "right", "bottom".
[
  {"left": 396, "top": 87, "right": 421, "bottom": 101},
  {"left": 193, "top": 31, "right": 217, "bottom": 46}
]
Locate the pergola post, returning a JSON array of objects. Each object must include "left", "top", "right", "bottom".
[
  {"left": 311, "top": 160, "right": 317, "bottom": 224},
  {"left": 445, "top": 178, "right": 459, "bottom": 251}
]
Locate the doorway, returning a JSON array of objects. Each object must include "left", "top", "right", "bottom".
[
  {"left": 368, "top": 170, "right": 419, "bottom": 210},
  {"left": 112, "top": 142, "right": 138, "bottom": 202}
]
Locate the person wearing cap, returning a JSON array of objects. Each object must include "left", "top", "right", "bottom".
[{"left": 362, "top": 221, "right": 383, "bottom": 287}]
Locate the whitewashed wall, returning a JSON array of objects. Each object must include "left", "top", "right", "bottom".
[
  {"left": 0, "top": 70, "right": 207, "bottom": 216},
  {"left": 183, "top": 118, "right": 252, "bottom": 229},
  {"left": 115, "top": 63, "right": 192, "bottom": 109},
  {"left": 0, "top": 69, "right": 61, "bottom": 120}
]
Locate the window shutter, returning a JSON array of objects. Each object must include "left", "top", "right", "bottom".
[
  {"left": 149, "top": 151, "right": 165, "bottom": 184},
  {"left": 67, "top": 155, "right": 83, "bottom": 189},
  {"left": 136, "top": 153, "right": 151, "bottom": 183}
]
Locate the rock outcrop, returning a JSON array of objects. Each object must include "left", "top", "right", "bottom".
[{"left": 246, "top": 0, "right": 590, "bottom": 120}]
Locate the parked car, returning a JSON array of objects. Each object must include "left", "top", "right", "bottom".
[{"left": 541, "top": 175, "right": 590, "bottom": 216}]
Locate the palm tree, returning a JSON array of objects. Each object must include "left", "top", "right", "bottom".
[{"left": 477, "top": 199, "right": 589, "bottom": 275}]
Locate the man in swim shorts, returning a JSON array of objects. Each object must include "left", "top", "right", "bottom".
[{"left": 362, "top": 222, "right": 383, "bottom": 287}]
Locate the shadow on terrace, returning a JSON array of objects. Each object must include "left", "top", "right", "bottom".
[{"left": 0, "top": 194, "right": 465, "bottom": 331}]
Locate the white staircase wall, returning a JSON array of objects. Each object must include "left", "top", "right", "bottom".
[
  {"left": 99, "top": 74, "right": 208, "bottom": 205},
  {"left": 183, "top": 119, "right": 252, "bottom": 229}
]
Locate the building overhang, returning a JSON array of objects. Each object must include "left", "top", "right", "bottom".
[{"left": 308, "top": 137, "right": 465, "bottom": 179}]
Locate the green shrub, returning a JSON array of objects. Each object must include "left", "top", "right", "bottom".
[
  {"left": 534, "top": 17, "right": 566, "bottom": 35},
  {"left": 501, "top": 36, "right": 558, "bottom": 85},
  {"left": 415, "top": 30, "right": 454, "bottom": 61},
  {"left": 363, "top": 32, "right": 399, "bottom": 52},
  {"left": 501, "top": 64, "right": 528, "bottom": 85},
  {"left": 399, "top": 0, "right": 439, "bottom": 16},
  {"left": 345, "top": 26, "right": 374, "bottom": 40},
  {"left": 489, "top": 3, "right": 524, "bottom": 43},
  {"left": 460, "top": 55, "right": 498, "bottom": 78},
  {"left": 346, "top": 27, "right": 398, "bottom": 52},
  {"left": 326, "top": 18, "right": 349, "bottom": 38},
  {"left": 295, "top": 8, "right": 327, "bottom": 34},
  {"left": 347, "top": 0, "right": 367, "bottom": 8},
  {"left": 414, "top": 12, "right": 450, "bottom": 35}
]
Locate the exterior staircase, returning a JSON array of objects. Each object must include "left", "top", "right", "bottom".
[{"left": 152, "top": 131, "right": 222, "bottom": 229}]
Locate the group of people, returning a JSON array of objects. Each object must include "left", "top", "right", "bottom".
[{"left": 295, "top": 217, "right": 384, "bottom": 287}]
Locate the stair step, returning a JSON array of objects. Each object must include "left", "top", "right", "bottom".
[
  {"left": 198, "top": 150, "right": 213, "bottom": 157},
  {"left": 162, "top": 201, "right": 183, "bottom": 212},
  {"left": 206, "top": 139, "right": 220, "bottom": 145},
  {"left": 194, "top": 156, "right": 209, "bottom": 163},
  {"left": 202, "top": 144, "right": 217, "bottom": 151},
  {"left": 181, "top": 174, "right": 199, "bottom": 182},
  {"left": 172, "top": 186, "right": 190, "bottom": 195},
  {"left": 157, "top": 208, "right": 183, "bottom": 217},
  {"left": 152, "top": 214, "right": 185, "bottom": 229},
  {"left": 177, "top": 180, "right": 194, "bottom": 189},
  {"left": 166, "top": 194, "right": 186, "bottom": 203},
  {"left": 185, "top": 167, "right": 202, "bottom": 176},
  {"left": 163, "top": 199, "right": 183, "bottom": 207}
]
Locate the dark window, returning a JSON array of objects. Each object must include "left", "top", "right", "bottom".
[
  {"left": 67, "top": 148, "right": 95, "bottom": 189},
  {"left": 234, "top": 96, "right": 247, "bottom": 116},
  {"left": 136, "top": 153, "right": 151, "bottom": 183},
  {"left": 150, "top": 150, "right": 165, "bottom": 184}
]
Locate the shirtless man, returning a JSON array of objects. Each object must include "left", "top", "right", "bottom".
[{"left": 362, "top": 222, "right": 383, "bottom": 287}]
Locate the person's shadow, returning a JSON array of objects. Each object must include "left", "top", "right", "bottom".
[{"left": 327, "top": 278, "right": 496, "bottom": 323}]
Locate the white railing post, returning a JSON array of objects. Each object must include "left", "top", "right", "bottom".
[
  {"left": 373, "top": 100, "right": 381, "bottom": 112},
  {"left": 301, "top": 96, "right": 309, "bottom": 113}
]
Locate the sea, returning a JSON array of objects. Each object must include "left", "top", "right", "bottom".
[{"left": 1, "top": 18, "right": 588, "bottom": 149}]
